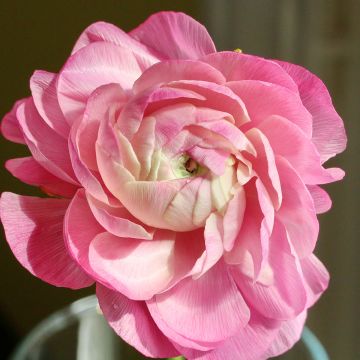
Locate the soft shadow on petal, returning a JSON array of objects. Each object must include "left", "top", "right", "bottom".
[
  {"left": 130, "top": 11, "right": 216, "bottom": 60},
  {"left": 0, "top": 192, "right": 93, "bottom": 289}
]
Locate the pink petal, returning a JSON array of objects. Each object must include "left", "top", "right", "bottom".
[
  {"left": 245, "top": 128, "right": 282, "bottom": 209},
  {"left": 258, "top": 115, "right": 337, "bottom": 185},
  {"left": 17, "top": 99, "right": 78, "bottom": 185},
  {"left": 72, "top": 21, "right": 160, "bottom": 63},
  {"left": 133, "top": 59, "right": 225, "bottom": 94},
  {"left": 228, "top": 80, "right": 313, "bottom": 137},
  {"left": 276, "top": 156, "right": 319, "bottom": 257},
  {"left": 265, "top": 311, "right": 307, "bottom": 358},
  {"left": 86, "top": 193, "right": 154, "bottom": 240},
  {"left": 277, "top": 60, "right": 347, "bottom": 162},
  {"left": 57, "top": 42, "right": 152, "bottom": 122},
  {"left": 189, "top": 314, "right": 280, "bottom": 360},
  {"left": 307, "top": 185, "right": 332, "bottom": 214},
  {"left": 301, "top": 255, "right": 329, "bottom": 307},
  {"left": 6, "top": 157, "right": 78, "bottom": 198},
  {"left": 96, "top": 284, "right": 179, "bottom": 358},
  {"left": 147, "top": 261, "right": 250, "bottom": 348},
  {"left": 130, "top": 11, "right": 216, "bottom": 60},
  {"left": 232, "top": 220, "right": 307, "bottom": 320},
  {"left": 64, "top": 189, "right": 105, "bottom": 280},
  {"left": 169, "top": 80, "right": 250, "bottom": 127},
  {"left": 89, "top": 229, "right": 203, "bottom": 300},
  {"left": 30, "top": 70, "right": 69, "bottom": 138},
  {"left": 203, "top": 52, "right": 297, "bottom": 92},
  {"left": 1, "top": 99, "right": 27, "bottom": 144},
  {"left": 0, "top": 192, "right": 93, "bottom": 289}
]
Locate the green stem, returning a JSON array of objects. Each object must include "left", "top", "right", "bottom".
[{"left": 168, "top": 357, "right": 185, "bottom": 360}]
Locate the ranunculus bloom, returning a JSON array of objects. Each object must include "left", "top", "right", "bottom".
[{"left": 0, "top": 12, "right": 346, "bottom": 360}]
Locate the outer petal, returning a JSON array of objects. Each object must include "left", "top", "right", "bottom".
[
  {"left": 6, "top": 157, "right": 78, "bottom": 198},
  {"left": 71, "top": 21, "right": 160, "bottom": 63},
  {"left": 147, "top": 261, "right": 250, "bottom": 348},
  {"left": 130, "top": 11, "right": 216, "bottom": 60},
  {"left": 88, "top": 229, "right": 203, "bottom": 300},
  {"left": 232, "top": 220, "right": 307, "bottom": 320},
  {"left": 96, "top": 284, "right": 178, "bottom": 358},
  {"left": 17, "top": 99, "right": 78, "bottom": 185},
  {"left": 276, "top": 156, "right": 319, "bottom": 257},
  {"left": 203, "top": 52, "right": 297, "bottom": 92},
  {"left": 276, "top": 60, "right": 347, "bottom": 162},
  {"left": 0, "top": 192, "right": 93, "bottom": 289},
  {"left": 30, "top": 70, "right": 69, "bottom": 138},
  {"left": 265, "top": 311, "right": 307, "bottom": 358},
  {"left": 1, "top": 99, "right": 27, "bottom": 144},
  {"left": 57, "top": 42, "right": 152, "bottom": 122},
  {"left": 307, "top": 185, "right": 332, "bottom": 214},
  {"left": 228, "top": 80, "right": 313, "bottom": 137}
]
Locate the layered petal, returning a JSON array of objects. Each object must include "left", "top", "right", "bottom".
[
  {"left": 1, "top": 99, "right": 27, "bottom": 144},
  {"left": 130, "top": 11, "right": 216, "bottom": 60},
  {"left": 0, "top": 192, "right": 93, "bottom": 289}
]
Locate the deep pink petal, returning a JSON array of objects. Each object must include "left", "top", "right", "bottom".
[
  {"left": 57, "top": 42, "right": 152, "bottom": 122},
  {"left": 130, "top": 11, "right": 216, "bottom": 60},
  {"left": 276, "top": 156, "right": 319, "bottom": 257},
  {"left": 265, "top": 311, "right": 307, "bottom": 358},
  {"left": 232, "top": 220, "right": 307, "bottom": 320},
  {"left": 6, "top": 157, "right": 78, "bottom": 198},
  {"left": 0, "top": 192, "right": 93, "bottom": 289},
  {"left": 30, "top": 70, "right": 69, "bottom": 138},
  {"left": 1, "top": 99, "right": 27, "bottom": 144},
  {"left": 133, "top": 59, "right": 225, "bottom": 94},
  {"left": 203, "top": 52, "right": 297, "bottom": 92},
  {"left": 96, "top": 284, "right": 178, "bottom": 358},
  {"left": 277, "top": 60, "right": 347, "bottom": 162},
  {"left": 147, "top": 261, "right": 250, "bottom": 348},
  {"left": 228, "top": 80, "right": 312, "bottom": 136},
  {"left": 17, "top": 99, "right": 78, "bottom": 185},
  {"left": 307, "top": 185, "right": 332, "bottom": 214},
  {"left": 72, "top": 21, "right": 160, "bottom": 63}
]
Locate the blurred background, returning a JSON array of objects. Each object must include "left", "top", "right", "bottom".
[{"left": 0, "top": 0, "right": 358, "bottom": 359}]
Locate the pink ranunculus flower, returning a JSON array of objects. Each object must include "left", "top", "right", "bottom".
[{"left": 0, "top": 12, "right": 346, "bottom": 360}]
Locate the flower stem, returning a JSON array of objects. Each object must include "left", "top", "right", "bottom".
[{"left": 168, "top": 357, "right": 185, "bottom": 360}]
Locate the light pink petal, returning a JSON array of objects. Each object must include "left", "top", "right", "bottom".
[
  {"left": 277, "top": 60, "right": 347, "bottom": 162},
  {"left": 245, "top": 128, "right": 282, "bottom": 209},
  {"left": 17, "top": 99, "right": 78, "bottom": 185},
  {"left": 1, "top": 99, "right": 27, "bottom": 144},
  {"left": 228, "top": 80, "right": 313, "bottom": 137},
  {"left": 6, "top": 157, "right": 78, "bottom": 198},
  {"left": 30, "top": 70, "right": 69, "bottom": 138},
  {"left": 89, "top": 229, "right": 203, "bottom": 300},
  {"left": 147, "top": 261, "right": 250, "bottom": 348},
  {"left": 276, "top": 156, "right": 319, "bottom": 257},
  {"left": 232, "top": 220, "right": 307, "bottom": 320},
  {"left": 223, "top": 186, "right": 246, "bottom": 252},
  {"left": 0, "top": 192, "right": 93, "bottom": 289},
  {"left": 130, "top": 11, "right": 216, "bottom": 60},
  {"left": 307, "top": 185, "right": 332, "bottom": 214},
  {"left": 169, "top": 80, "right": 250, "bottom": 127},
  {"left": 72, "top": 21, "right": 160, "bottom": 63},
  {"left": 265, "top": 311, "right": 307, "bottom": 358},
  {"left": 258, "top": 115, "right": 338, "bottom": 185},
  {"left": 117, "top": 86, "right": 205, "bottom": 140},
  {"left": 86, "top": 193, "right": 154, "bottom": 240},
  {"left": 64, "top": 189, "right": 105, "bottom": 281},
  {"left": 191, "top": 213, "right": 224, "bottom": 279},
  {"left": 133, "top": 59, "right": 225, "bottom": 93},
  {"left": 301, "top": 255, "right": 329, "bottom": 307},
  {"left": 203, "top": 51, "right": 297, "bottom": 92},
  {"left": 57, "top": 42, "right": 152, "bottom": 122},
  {"left": 225, "top": 179, "right": 274, "bottom": 281},
  {"left": 189, "top": 314, "right": 280, "bottom": 360},
  {"left": 96, "top": 284, "right": 179, "bottom": 358}
]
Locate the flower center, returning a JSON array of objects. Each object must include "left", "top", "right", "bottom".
[
  {"left": 185, "top": 158, "right": 198, "bottom": 174},
  {"left": 172, "top": 154, "right": 205, "bottom": 178}
]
